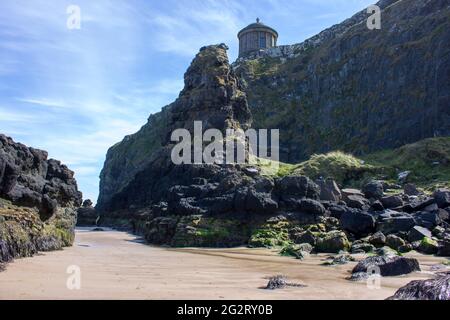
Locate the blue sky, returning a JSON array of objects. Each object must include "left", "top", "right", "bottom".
[{"left": 0, "top": 0, "right": 374, "bottom": 202}]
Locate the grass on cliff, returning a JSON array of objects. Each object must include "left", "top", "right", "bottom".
[
  {"left": 363, "top": 137, "right": 450, "bottom": 191},
  {"left": 259, "top": 137, "right": 450, "bottom": 190}
]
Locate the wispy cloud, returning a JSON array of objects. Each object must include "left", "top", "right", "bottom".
[{"left": 17, "top": 98, "right": 69, "bottom": 108}]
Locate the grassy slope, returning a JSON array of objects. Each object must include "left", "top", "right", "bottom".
[{"left": 260, "top": 137, "right": 450, "bottom": 191}]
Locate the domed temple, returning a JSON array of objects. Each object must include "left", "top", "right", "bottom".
[{"left": 238, "top": 18, "right": 278, "bottom": 57}]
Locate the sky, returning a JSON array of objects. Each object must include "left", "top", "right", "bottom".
[{"left": 0, "top": 0, "right": 375, "bottom": 203}]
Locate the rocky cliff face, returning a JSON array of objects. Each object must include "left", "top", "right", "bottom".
[
  {"left": 234, "top": 0, "right": 450, "bottom": 162},
  {"left": 0, "top": 134, "right": 82, "bottom": 265},
  {"left": 96, "top": 1, "right": 450, "bottom": 252},
  {"left": 97, "top": 44, "right": 252, "bottom": 212}
]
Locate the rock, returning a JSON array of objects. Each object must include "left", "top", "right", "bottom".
[
  {"left": 408, "top": 226, "right": 433, "bottom": 242},
  {"left": 317, "top": 178, "right": 342, "bottom": 202},
  {"left": 345, "top": 195, "right": 370, "bottom": 210},
  {"left": 381, "top": 195, "right": 404, "bottom": 209},
  {"left": 315, "top": 231, "right": 350, "bottom": 253},
  {"left": 265, "top": 275, "right": 305, "bottom": 290},
  {"left": 277, "top": 176, "right": 320, "bottom": 201},
  {"left": 297, "top": 243, "right": 314, "bottom": 254},
  {"left": 280, "top": 243, "right": 313, "bottom": 259},
  {"left": 342, "top": 189, "right": 365, "bottom": 200},
  {"left": 375, "top": 246, "right": 400, "bottom": 257},
  {"left": 434, "top": 189, "right": 450, "bottom": 209},
  {"left": 296, "top": 199, "right": 326, "bottom": 215},
  {"left": 245, "top": 189, "right": 278, "bottom": 214},
  {"left": 362, "top": 180, "right": 384, "bottom": 200},
  {"left": 404, "top": 197, "right": 436, "bottom": 213},
  {"left": 377, "top": 210, "right": 416, "bottom": 234},
  {"left": 351, "top": 242, "right": 375, "bottom": 254},
  {"left": 386, "top": 235, "right": 406, "bottom": 251},
  {"left": 329, "top": 204, "right": 347, "bottom": 219},
  {"left": 265, "top": 275, "right": 288, "bottom": 290},
  {"left": 432, "top": 226, "right": 446, "bottom": 239},
  {"left": 324, "top": 253, "right": 355, "bottom": 266},
  {"left": 398, "top": 171, "right": 411, "bottom": 183},
  {"left": 340, "top": 209, "right": 376, "bottom": 237},
  {"left": 370, "top": 200, "right": 384, "bottom": 211},
  {"left": 388, "top": 272, "right": 450, "bottom": 300},
  {"left": 0, "top": 135, "right": 80, "bottom": 266},
  {"left": 369, "top": 232, "right": 387, "bottom": 248},
  {"left": 417, "top": 237, "right": 439, "bottom": 255},
  {"left": 413, "top": 210, "right": 445, "bottom": 229},
  {"left": 350, "top": 256, "right": 421, "bottom": 280},
  {"left": 404, "top": 184, "right": 420, "bottom": 196},
  {"left": 82, "top": 199, "right": 93, "bottom": 208},
  {"left": 77, "top": 206, "right": 98, "bottom": 227},
  {"left": 398, "top": 244, "right": 413, "bottom": 253},
  {"left": 293, "top": 230, "right": 317, "bottom": 246},
  {"left": 438, "top": 241, "right": 450, "bottom": 257}
]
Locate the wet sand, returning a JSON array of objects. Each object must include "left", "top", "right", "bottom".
[{"left": 0, "top": 228, "right": 448, "bottom": 300}]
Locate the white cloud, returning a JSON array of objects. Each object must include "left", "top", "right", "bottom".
[{"left": 17, "top": 98, "right": 69, "bottom": 109}]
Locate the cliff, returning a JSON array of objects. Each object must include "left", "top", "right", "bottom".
[
  {"left": 0, "top": 134, "right": 82, "bottom": 266},
  {"left": 96, "top": 0, "right": 450, "bottom": 252},
  {"left": 234, "top": 0, "right": 450, "bottom": 162},
  {"left": 97, "top": 44, "right": 252, "bottom": 212}
]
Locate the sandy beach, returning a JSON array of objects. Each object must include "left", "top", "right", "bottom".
[{"left": 0, "top": 228, "right": 447, "bottom": 300}]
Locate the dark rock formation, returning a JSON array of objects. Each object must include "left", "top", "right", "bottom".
[
  {"left": 388, "top": 272, "right": 450, "bottom": 300},
  {"left": 434, "top": 189, "right": 450, "bottom": 209},
  {"left": 98, "top": 44, "right": 252, "bottom": 213},
  {"left": 0, "top": 135, "right": 81, "bottom": 265},
  {"left": 77, "top": 199, "right": 98, "bottom": 226},
  {"left": 362, "top": 180, "right": 384, "bottom": 200},
  {"left": 340, "top": 209, "right": 376, "bottom": 237},
  {"left": 351, "top": 256, "right": 421, "bottom": 280},
  {"left": 376, "top": 210, "right": 416, "bottom": 234},
  {"left": 317, "top": 178, "right": 342, "bottom": 202},
  {"left": 0, "top": 135, "right": 81, "bottom": 217}
]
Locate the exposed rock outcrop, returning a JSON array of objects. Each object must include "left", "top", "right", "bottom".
[
  {"left": 388, "top": 272, "right": 450, "bottom": 300},
  {"left": 351, "top": 255, "right": 421, "bottom": 281},
  {"left": 0, "top": 135, "right": 81, "bottom": 266}
]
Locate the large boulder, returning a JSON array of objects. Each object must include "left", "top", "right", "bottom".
[
  {"left": 369, "top": 232, "right": 387, "bottom": 248},
  {"left": 245, "top": 189, "right": 278, "bottom": 214},
  {"left": 350, "top": 256, "right": 421, "bottom": 280},
  {"left": 0, "top": 134, "right": 82, "bottom": 215},
  {"left": 377, "top": 210, "right": 416, "bottom": 234},
  {"left": 296, "top": 199, "right": 327, "bottom": 215},
  {"left": 386, "top": 234, "right": 406, "bottom": 251},
  {"left": 408, "top": 226, "right": 432, "bottom": 242},
  {"left": 408, "top": 226, "right": 433, "bottom": 242},
  {"left": 413, "top": 210, "right": 447, "bottom": 229},
  {"left": 317, "top": 178, "right": 342, "bottom": 202},
  {"left": 388, "top": 272, "right": 450, "bottom": 300},
  {"left": 315, "top": 231, "right": 350, "bottom": 253},
  {"left": 340, "top": 209, "right": 376, "bottom": 237},
  {"left": 417, "top": 237, "right": 439, "bottom": 255},
  {"left": 434, "top": 189, "right": 450, "bottom": 209},
  {"left": 404, "top": 184, "right": 420, "bottom": 196},
  {"left": 362, "top": 180, "right": 384, "bottom": 200},
  {"left": 438, "top": 240, "right": 450, "bottom": 257},
  {"left": 277, "top": 176, "right": 320, "bottom": 201},
  {"left": 341, "top": 189, "right": 369, "bottom": 209},
  {"left": 381, "top": 195, "right": 404, "bottom": 209}
]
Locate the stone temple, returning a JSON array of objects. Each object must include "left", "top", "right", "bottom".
[{"left": 238, "top": 18, "right": 278, "bottom": 57}]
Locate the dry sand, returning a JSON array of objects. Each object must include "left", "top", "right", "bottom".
[{"left": 0, "top": 228, "right": 448, "bottom": 300}]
